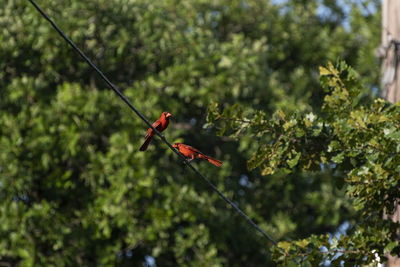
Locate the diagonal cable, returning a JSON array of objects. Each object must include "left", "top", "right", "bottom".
[{"left": 28, "top": 0, "right": 278, "bottom": 246}]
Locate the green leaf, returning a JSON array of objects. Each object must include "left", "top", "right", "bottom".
[
  {"left": 287, "top": 152, "right": 301, "bottom": 168},
  {"left": 331, "top": 152, "right": 345, "bottom": 164},
  {"left": 278, "top": 241, "right": 292, "bottom": 253},
  {"left": 294, "top": 239, "right": 309, "bottom": 248},
  {"left": 385, "top": 241, "right": 398, "bottom": 254},
  {"left": 319, "top": 66, "right": 331, "bottom": 76}
]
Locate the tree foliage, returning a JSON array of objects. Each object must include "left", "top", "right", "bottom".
[
  {"left": 1, "top": 0, "right": 381, "bottom": 265},
  {"left": 208, "top": 61, "right": 400, "bottom": 265}
]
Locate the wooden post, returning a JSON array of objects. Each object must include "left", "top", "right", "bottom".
[
  {"left": 381, "top": 0, "right": 400, "bottom": 102},
  {"left": 381, "top": 1, "right": 400, "bottom": 266}
]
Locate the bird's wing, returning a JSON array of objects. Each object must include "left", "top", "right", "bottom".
[
  {"left": 153, "top": 119, "right": 162, "bottom": 130},
  {"left": 186, "top": 145, "right": 203, "bottom": 154},
  {"left": 145, "top": 120, "right": 161, "bottom": 138}
]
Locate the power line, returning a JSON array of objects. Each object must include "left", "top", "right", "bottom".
[{"left": 28, "top": 0, "right": 278, "bottom": 246}]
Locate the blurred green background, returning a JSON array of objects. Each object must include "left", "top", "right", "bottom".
[{"left": 0, "top": 0, "right": 380, "bottom": 266}]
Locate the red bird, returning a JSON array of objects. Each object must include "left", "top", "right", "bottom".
[
  {"left": 139, "top": 112, "right": 172, "bottom": 151},
  {"left": 173, "top": 143, "right": 223, "bottom": 167}
]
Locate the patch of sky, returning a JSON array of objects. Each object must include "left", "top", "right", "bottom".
[
  {"left": 239, "top": 174, "right": 253, "bottom": 188},
  {"left": 321, "top": 221, "right": 351, "bottom": 266},
  {"left": 143, "top": 255, "right": 156, "bottom": 267},
  {"left": 270, "top": 0, "right": 378, "bottom": 31}
]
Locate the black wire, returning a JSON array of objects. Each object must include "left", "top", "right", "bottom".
[{"left": 28, "top": 0, "right": 278, "bottom": 246}]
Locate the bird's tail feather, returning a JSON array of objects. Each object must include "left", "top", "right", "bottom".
[
  {"left": 205, "top": 156, "right": 223, "bottom": 167},
  {"left": 139, "top": 137, "right": 152, "bottom": 151}
]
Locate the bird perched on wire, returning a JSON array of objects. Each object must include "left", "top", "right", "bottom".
[
  {"left": 139, "top": 112, "right": 172, "bottom": 151},
  {"left": 173, "top": 143, "right": 223, "bottom": 167}
]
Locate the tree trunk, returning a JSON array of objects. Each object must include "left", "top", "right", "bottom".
[{"left": 381, "top": 1, "right": 400, "bottom": 266}]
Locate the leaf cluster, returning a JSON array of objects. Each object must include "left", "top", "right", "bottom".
[{"left": 207, "top": 62, "right": 400, "bottom": 265}]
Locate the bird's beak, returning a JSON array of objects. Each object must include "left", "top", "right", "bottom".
[{"left": 166, "top": 113, "right": 172, "bottom": 118}]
